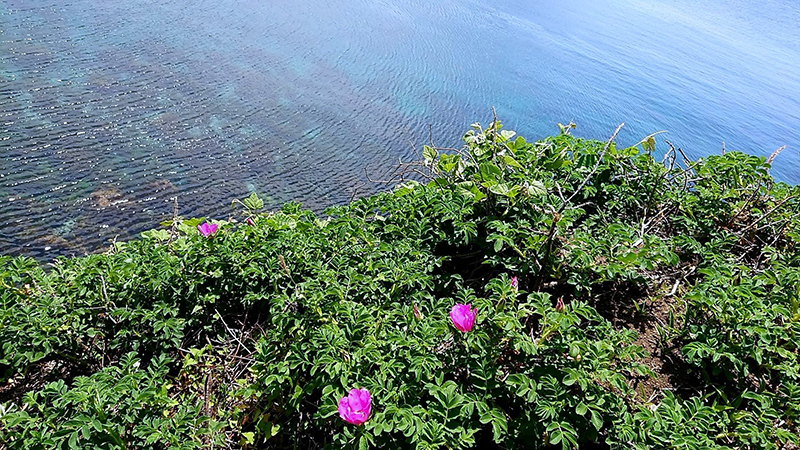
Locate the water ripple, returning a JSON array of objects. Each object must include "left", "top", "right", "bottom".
[{"left": 1, "top": 0, "right": 798, "bottom": 259}]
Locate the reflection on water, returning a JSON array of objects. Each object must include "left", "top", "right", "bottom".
[{"left": 1, "top": 0, "right": 798, "bottom": 259}]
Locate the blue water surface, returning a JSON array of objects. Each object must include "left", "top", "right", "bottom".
[{"left": 1, "top": 0, "right": 798, "bottom": 258}]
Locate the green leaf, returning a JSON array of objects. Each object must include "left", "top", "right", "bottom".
[
  {"left": 480, "top": 408, "right": 507, "bottom": 443},
  {"left": 423, "top": 145, "right": 438, "bottom": 162},
  {"left": 550, "top": 429, "right": 563, "bottom": 445},
  {"left": 590, "top": 410, "right": 603, "bottom": 431},
  {"left": 68, "top": 431, "right": 79, "bottom": 449},
  {"left": 182, "top": 217, "right": 203, "bottom": 227},
  {"left": 643, "top": 136, "right": 656, "bottom": 152},
  {"left": 241, "top": 432, "right": 255, "bottom": 445},
  {"left": 268, "top": 423, "right": 280, "bottom": 437},
  {"left": 525, "top": 180, "right": 547, "bottom": 196},
  {"left": 502, "top": 155, "right": 523, "bottom": 169},
  {"left": 141, "top": 229, "right": 171, "bottom": 241},
  {"left": 242, "top": 192, "right": 264, "bottom": 210},
  {"left": 493, "top": 239, "right": 504, "bottom": 253},
  {"left": 500, "top": 130, "right": 516, "bottom": 141},
  {"left": 479, "top": 162, "right": 502, "bottom": 181},
  {"left": 461, "top": 401, "right": 475, "bottom": 418},
  {"left": 488, "top": 182, "right": 512, "bottom": 196}
]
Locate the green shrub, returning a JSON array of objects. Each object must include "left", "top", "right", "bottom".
[{"left": 1, "top": 121, "right": 798, "bottom": 448}]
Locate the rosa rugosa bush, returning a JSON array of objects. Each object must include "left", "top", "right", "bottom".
[{"left": 2, "top": 120, "right": 799, "bottom": 449}]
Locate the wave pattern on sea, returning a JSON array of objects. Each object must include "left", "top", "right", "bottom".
[{"left": 0, "top": 0, "right": 798, "bottom": 259}]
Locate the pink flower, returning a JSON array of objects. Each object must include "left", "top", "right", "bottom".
[
  {"left": 338, "top": 388, "right": 371, "bottom": 426},
  {"left": 449, "top": 304, "right": 477, "bottom": 332},
  {"left": 245, "top": 217, "right": 255, "bottom": 226},
  {"left": 197, "top": 222, "right": 218, "bottom": 237},
  {"left": 555, "top": 297, "right": 565, "bottom": 312},
  {"left": 510, "top": 276, "right": 518, "bottom": 292},
  {"left": 413, "top": 303, "right": 422, "bottom": 321}
]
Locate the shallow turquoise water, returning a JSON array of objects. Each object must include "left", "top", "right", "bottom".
[{"left": 1, "top": 0, "right": 798, "bottom": 258}]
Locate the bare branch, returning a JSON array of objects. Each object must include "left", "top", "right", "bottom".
[
  {"left": 563, "top": 123, "right": 624, "bottom": 208},
  {"left": 738, "top": 195, "right": 798, "bottom": 235},
  {"left": 215, "top": 309, "right": 252, "bottom": 354},
  {"left": 766, "top": 145, "right": 786, "bottom": 165}
]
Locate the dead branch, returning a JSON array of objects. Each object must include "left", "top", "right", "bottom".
[
  {"left": 563, "top": 123, "right": 624, "bottom": 208},
  {"left": 738, "top": 195, "right": 798, "bottom": 236},
  {"left": 216, "top": 309, "right": 252, "bottom": 354},
  {"left": 766, "top": 145, "right": 786, "bottom": 165}
]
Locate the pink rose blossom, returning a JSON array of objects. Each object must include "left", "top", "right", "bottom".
[
  {"left": 510, "top": 276, "right": 518, "bottom": 292},
  {"left": 338, "top": 388, "right": 371, "bottom": 426},
  {"left": 449, "top": 303, "right": 477, "bottom": 332},
  {"left": 413, "top": 303, "right": 422, "bottom": 321},
  {"left": 555, "top": 297, "right": 565, "bottom": 312},
  {"left": 197, "top": 222, "right": 218, "bottom": 238}
]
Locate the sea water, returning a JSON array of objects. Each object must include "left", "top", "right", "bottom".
[{"left": 1, "top": 0, "right": 798, "bottom": 257}]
